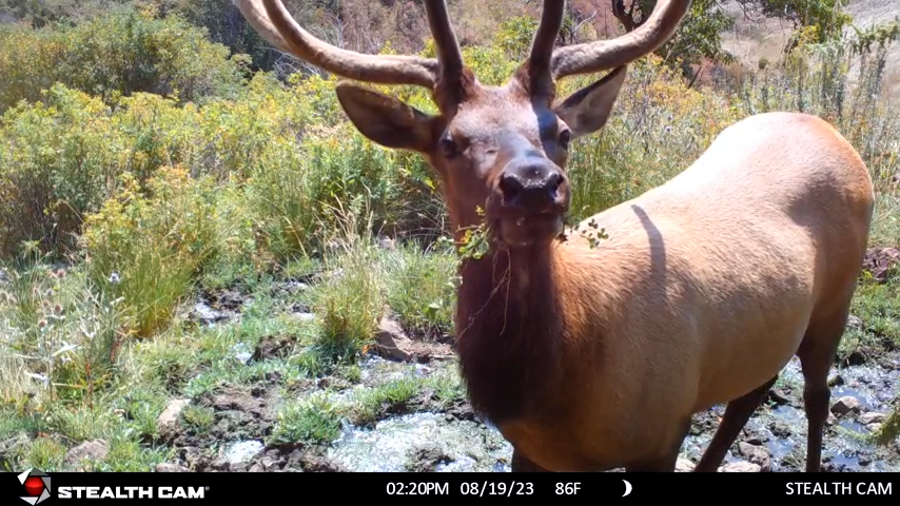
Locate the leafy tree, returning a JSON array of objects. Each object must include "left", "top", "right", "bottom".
[
  {"left": 154, "top": 0, "right": 286, "bottom": 72},
  {"left": 609, "top": 0, "right": 853, "bottom": 67},
  {"left": 606, "top": 0, "right": 735, "bottom": 77},
  {"left": 0, "top": 0, "right": 149, "bottom": 28},
  {"left": 735, "top": 0, "right": 852, "bottom": 48},
  {"left": 0, "top": 7, "right": 248, "bottom": 110},
  {"left": 657, "top": 0, "right": 736, "bottom": 66}
]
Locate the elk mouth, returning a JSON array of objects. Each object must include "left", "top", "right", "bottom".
[{"left": 493, "top": 209, "right": 566, "bottom": 248}]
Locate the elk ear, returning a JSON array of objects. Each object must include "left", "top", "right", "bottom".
[
  {"left": 552, "top": 66, "right": 628, "bottom": 139},
  {"left": 334, "top": 81, "right": 438, "bottom": 153}
]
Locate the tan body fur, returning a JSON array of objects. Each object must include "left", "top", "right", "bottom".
[
  {"left": 233, "top": 0, "right": 875, "bottom": 472},
  {"left": 487, "top": 111, "right": 874, "bottom": 471}
]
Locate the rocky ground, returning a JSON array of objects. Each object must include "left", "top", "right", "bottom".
[
  {"left": 143, "top": 346, "right": 900, "bottom": 473},
  {"left": 102, "top": 250, "right": 900, "bottom": 473},
  {"left": 149, "top": 352, "right": 900, "bottom": 474},
  {"left": 4, "top": 248, "right": 898, "bottom": 474}
]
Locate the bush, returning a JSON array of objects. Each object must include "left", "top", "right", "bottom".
[
  {"left": 79, "top": 167, "right": 222, "bottom": 338},
  {"left": 0, "top": 85, "right": 122, "bottom": 258},
  {"left": 0, "top": 84, "right": 206, "bottom": 259},
  {"left": 0, "top": 6, "right": 248, "bottom": 112}
]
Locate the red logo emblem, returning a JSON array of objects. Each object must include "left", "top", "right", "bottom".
[{"left": 18, "top": 468, "right": 51, "bottom": 504}]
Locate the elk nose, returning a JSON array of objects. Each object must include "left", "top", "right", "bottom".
[{"left": 498, "top": 163, "right": 565, "bottom": 210}]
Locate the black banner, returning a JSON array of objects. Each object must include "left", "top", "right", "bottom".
[{"left": 4, "top": 470, "right": 898, "bottom": 503}]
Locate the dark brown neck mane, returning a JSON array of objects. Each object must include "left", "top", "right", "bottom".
[{"left": 454, "top": 241, "right": 565, "bottom": 426}]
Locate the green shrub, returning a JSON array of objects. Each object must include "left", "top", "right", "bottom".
[
  {"left": 0, "top": 6, "right": 248, "bottom": 112},
  {"left": 0, "top": 85, "right": 123, "bottom": 257},
  {"left": 79, "top": 167, "right": 221, "bottom": 338}
]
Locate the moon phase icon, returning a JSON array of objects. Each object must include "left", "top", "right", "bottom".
[{"left": 622, "top": 479, "right": 632, "bottom": 497}]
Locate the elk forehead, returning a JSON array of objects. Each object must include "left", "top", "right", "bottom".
[{"left": 447, "top": 86, "right": 564, "bottom": 159}]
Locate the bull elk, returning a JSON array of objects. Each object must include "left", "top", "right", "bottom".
[{"left": 234, "top": 0, "right": 875, "bottom": 472}]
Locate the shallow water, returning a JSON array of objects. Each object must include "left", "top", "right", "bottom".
[
  {"left": 327, "top": 412, "right": 513, "bottom": 472},
  {"left": 223, "top": 440, "right": 264, "bottom": 465},
  {"left": 325, "top": 352, "right": 899, "bottom": 473}
]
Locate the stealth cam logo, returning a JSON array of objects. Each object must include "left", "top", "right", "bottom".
[{"left": 17, "top": 468, "right": 51, "bottom": 505}]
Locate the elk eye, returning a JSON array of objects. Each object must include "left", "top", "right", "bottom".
[
  {"left": 439, "top": 133, "right": 457, "bottom": 158},
  {"left": 558, "top": 129, "right": 571, "bottom": 150}
]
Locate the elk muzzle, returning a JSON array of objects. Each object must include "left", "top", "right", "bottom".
[
  {"left": 499, "top": 165, "right": 565, "bottom": 210},
  {"left": 491, "top": 156, "right": 570, "bottom": 246}
]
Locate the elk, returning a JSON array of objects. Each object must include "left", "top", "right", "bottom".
[{"left": 234, "top": 0, "right": 875, "bottom": 472}]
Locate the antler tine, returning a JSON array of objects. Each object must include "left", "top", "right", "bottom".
[
  {"left": 550, "top": 0, "right": 691, "bottom": 80},
  {"left": 423, "top": 0, "right": 464, "bottom": 79},
  {"left": 422, "top": 0, "right": 476, "bottom": 112},
  {"left": 233, "top": 0, "right": 440, "bottom": 88},
  {"left": 526, "top": 0, "right": 567, "bottom": 95}
]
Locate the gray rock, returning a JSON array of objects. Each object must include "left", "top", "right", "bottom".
[
  {"left": 373, "top": 315, "right": 414, "bottom": 361},
  {"left": 192, "top": 302, "right": 228, "bottom": 325},
  {"left": 860, "top": 412, "right": 886, "bottom": 425},
  {"left": 223, "top": 440, "right": 264, "bottom": 465},
  {"left": 155, "top": 463, "right": 189, "bottom": 472},
  {"left": 738, "top": 442, "right": 771, "bottom": 472},
  {"left": 293, "top": 313, "right": 315, "bottom": 322},
  {"left": 675, "top": 458, "right": 695, "bottom": 472},
  {"left": 720, "top": 461, "right": 761, "bottom": 472},
  {"left": 65, "top": 440, "right": 109, "bottom": 465},
  {"left": 831, "top": 396, "right": 861, "bottom": 415}
]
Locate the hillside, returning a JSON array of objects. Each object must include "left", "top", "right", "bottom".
[{"left": 719, "top": 0, "right": 900, "bottom": 97}]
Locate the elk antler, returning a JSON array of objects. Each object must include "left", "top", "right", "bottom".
[
  {"left": 521, "top": 0, "right": 691, "bottom": 92},
  {"left": 549, "top": 0, "right": 691, "bottom": 80},
  {"left": 422, "top": 0, "right": 471, "bottom": 110},
  {"left": 522, "top": 0, "right": 567, "bottom": 97},
  {"left": 423, "top": 0, "right": 465, "bottom": 82},
  {"left": 233, "top": 0, "right": 467, "bottom": 89}
]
